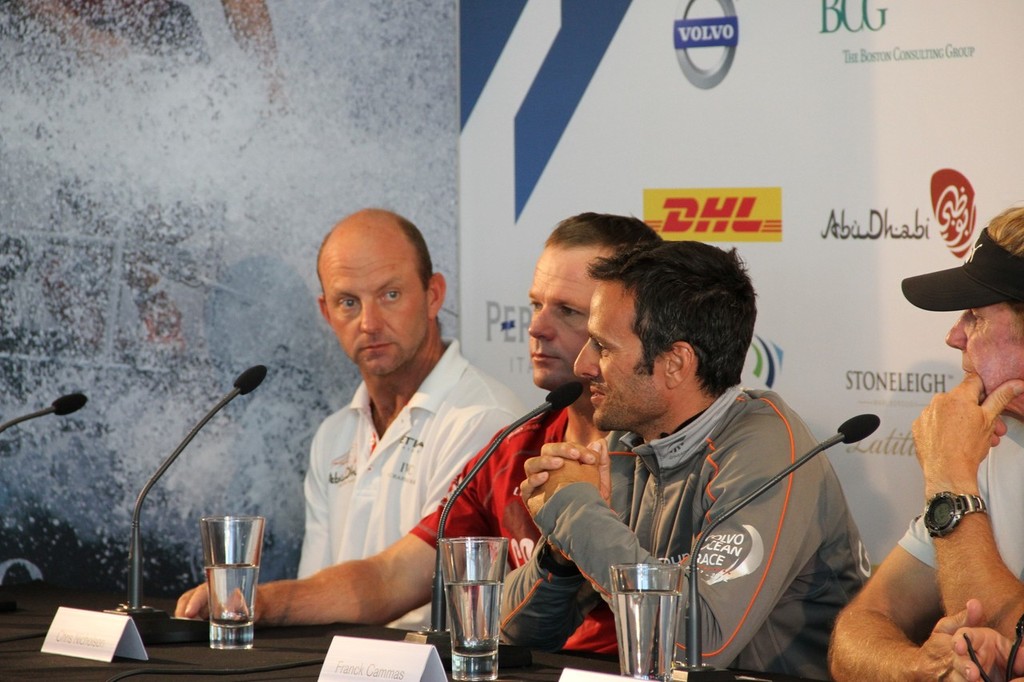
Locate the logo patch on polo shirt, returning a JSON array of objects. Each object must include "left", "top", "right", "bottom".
[
  {"left": 328, "top": 453, "right": 356, "bottom": 486},
  {"left": 390, "top": 459, "right": 417, "bottom": 484}
]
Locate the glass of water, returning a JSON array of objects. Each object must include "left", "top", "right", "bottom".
[
  {"left": 200, "top": 515, "right": 264, "bottom": 649},
  {"left": 439, "top": 537, "right": 508, "bottom": 681},
  {"left": 610, "top": 562, "right": 684, "bottom": 681}
]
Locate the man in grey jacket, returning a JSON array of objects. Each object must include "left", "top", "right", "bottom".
[{"left": 501, "top": 240, "right": 868, "bottom": 679}]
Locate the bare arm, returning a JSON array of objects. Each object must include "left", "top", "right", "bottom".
[
  {"left": 220, "top": 0, "right": 278, "bottom": 64},
  {"left": 219, "top": 0, "right": 284, "bottom": 102},
  {"left": 177, "top": 533, "right": 435, "bottom": 626},
  {"left": 18, "top": 0, "right": 126, "bottom": 55},
  {"left": 830, "top": 546, "right": 949, "bottom": 681},
  {"left": 916, "top": 376, "right": 1024, "bottom": 632},
  {"left": 934, "top": 514, "right": 1024, "bottom": 634}
]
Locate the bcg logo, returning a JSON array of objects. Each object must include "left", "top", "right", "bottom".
[
  {"left": 930, "top": 168, "right": 977, "bottom": 260},
  {"left": 643, "top": 187, "right": 782, "bottom": 242},
  {"left": 674, "top": 0, "right": 739, "bottom": 89},
  {"left": 821, "top": 0, "right": 887, "bottom": 33}
]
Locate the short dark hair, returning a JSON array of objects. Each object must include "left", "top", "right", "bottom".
[
  {"left": 545, "top": 212, "right": 661, "bottom": 251},
  {"left": 391, "top": 212, "right": 434, "bottom": 288},
  {"left": 589, "top": 241, "right": 756, "bottom": 397}
]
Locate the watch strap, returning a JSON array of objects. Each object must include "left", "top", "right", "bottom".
[{"left": 955, "top": 493, "right": 987, "bottom": 516}]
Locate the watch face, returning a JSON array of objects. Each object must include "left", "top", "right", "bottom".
[
  {"left": 929, "top": 498, "right": 955, "bottom": 527},
  {"left": 925, "top": 493, "right": 954, "bottom": 532}
]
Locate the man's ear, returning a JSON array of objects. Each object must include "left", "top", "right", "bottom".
[
  {"left": 661, "top": 341, "right": 697, "bottom": 389},
  {"left": 317, "top": 294, "right": 329, "bottom": 323},
  {"left": 426, "top": 272, "right": 446, "bottom": 319}
]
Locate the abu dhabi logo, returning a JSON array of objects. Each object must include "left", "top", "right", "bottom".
[
  {"left": 746, "top": 334, "right": 783, "bottom": 389},
  {"left": 930, "top": 168, "right": 977, "bottom": 259},
  {"left": 673, "top": 0, "right": 739, "bottom": 89},
  {"left": 696, "top": 524, "right": 764, "bottom": 585}
]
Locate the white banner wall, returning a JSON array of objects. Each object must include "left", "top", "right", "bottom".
[{"left": 457, "top": 1, "right": 1024, "bottom": 564}]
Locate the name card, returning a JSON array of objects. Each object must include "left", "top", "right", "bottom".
[
  {"left": 559, "top": 669, "right": 624, "bottom": 681},
  {"left": 41, "top": 607, "right": 148, "bottom": 662},
  {"left": 318, "top": 636, "right": 446, "bottom": 682}
]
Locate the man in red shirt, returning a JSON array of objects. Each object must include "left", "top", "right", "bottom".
[{"left": 176, "top": 212, "right": 659, "bottom": 652}]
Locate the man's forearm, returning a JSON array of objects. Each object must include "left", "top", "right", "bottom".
[
  {"left": 830, "top": 608, "right": 938, "bottom": 682},
  {"left": 934, "top": 514, "right": 1024, "bottom": 633},
  {"left": 257, "top": 559, "right": 416, "bottom": 627},
  {"left": 259, "top": 534, "right": 436, "bottom": 627}
]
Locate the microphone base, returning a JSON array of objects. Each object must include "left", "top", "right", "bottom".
[
  {"left": 105, "top": 605, "right": 209, "bottom": 644},
  {"left": 672, "top": 666, "right": 743, "bottom": 680},
  {"left": 404, "top": 628, "right": 450, "bottom": 649},
  {"left": 404, "top": 629, "right": 532, "bottom": 669}
]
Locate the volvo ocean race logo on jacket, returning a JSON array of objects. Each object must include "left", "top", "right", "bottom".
[{"left": 695, "top": 524, "right": 765, "bottom": 584}]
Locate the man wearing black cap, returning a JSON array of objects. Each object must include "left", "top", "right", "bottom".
[{"left": 830, "top": 206, "right": 1024, "bottom": 681}]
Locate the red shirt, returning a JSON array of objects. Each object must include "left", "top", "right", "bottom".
[{"left": 411, "top": 408, "right": 618, "bottom": 654}]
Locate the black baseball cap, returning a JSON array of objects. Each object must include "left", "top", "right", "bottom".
[{"left": 901, "top": 228, "right": 1024, "bottom": 311}]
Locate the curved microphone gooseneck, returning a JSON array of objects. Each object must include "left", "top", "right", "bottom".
[
  {"left": 0, "top": 391, "right": 88, "bottom": 612},
  {"left": 680, "top": 413, "right": 880, "bottom": 680},
  {"left": 426, "top": 380, "right": 583, "bottom": 633},
  {"left": 0, "top": 393, "right": 88, "bottom": 435},
  {"left": 108, "top": 365, "right": 267, "bottom": 644}
]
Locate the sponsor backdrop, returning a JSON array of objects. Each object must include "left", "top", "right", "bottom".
[
  {"left": 458, "top": 0, "right": 1024, "bottom": 564},
  {"left": 0, "top": 2, "right": 458, "bottom": 595}
]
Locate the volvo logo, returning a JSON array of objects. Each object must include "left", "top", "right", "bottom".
[{"left": 674, "top": 0, "right": 739, "bottom": 89}]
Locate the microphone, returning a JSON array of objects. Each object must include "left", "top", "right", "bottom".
[
  {"left": 0, "top": 393, "right": 88, "bottom": 436},
  {"left": 406, "top": 381, "right": 583, "bottom": 661},
  {"left": 107, "top": 365, "right": 267, "bottom": 644},
  {"left": 0, "top": 392, "right": 87, "bottom": 613},
  {"left": 677, "top": 414, "right": 880, "bottom": 681}
]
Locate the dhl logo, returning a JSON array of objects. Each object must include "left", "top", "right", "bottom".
[{"left": 643, "top": 188, "right": 783, "bottom": 242}]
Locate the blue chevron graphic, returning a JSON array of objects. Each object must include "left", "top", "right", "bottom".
[
  {"left": 459, "top": 0, "right": 528, "bottom": 128},
  {"left": 513, "top": 0, "right": 632, "bottom": 219},
  {"left": 458, "top": 1, "right": 632, "bottom": 221}
]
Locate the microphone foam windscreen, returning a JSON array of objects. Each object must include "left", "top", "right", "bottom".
[
  {"left": 838, "top": 414, "right": 881, "bottom": 444},
  {"left": 545, "top": 381, "right": 583, "bottom": 410},
  {"left": 52, "top": 393, "right": 88, "bottom": 416},
  {"left": 234, "top": 365, "right": 268, "bottom": 395}
]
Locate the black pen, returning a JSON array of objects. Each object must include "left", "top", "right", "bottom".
[{"left": 963, "top": 633, "right": 994, "bottom": 682}]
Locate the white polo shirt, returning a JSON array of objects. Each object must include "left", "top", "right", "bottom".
[{"left": 297, "top": 340, "right": 523, "bottom": 628}]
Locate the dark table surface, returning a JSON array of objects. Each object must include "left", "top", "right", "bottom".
[
  {"left": 0, "top": 582, "right": 622, "bottom": 681},
  {"left": 0, "top": 582, "right": 815, "bottom": 681}
]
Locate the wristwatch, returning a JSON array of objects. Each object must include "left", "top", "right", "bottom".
[{"left": 923, "top": 492, "right": 987, "bottom": 538}]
